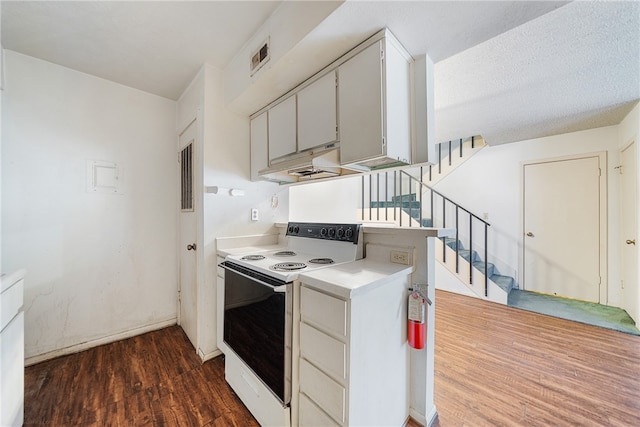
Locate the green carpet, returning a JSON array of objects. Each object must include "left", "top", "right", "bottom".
[{"left": 508, "top": 289, "right": 640, "bottom": 336}]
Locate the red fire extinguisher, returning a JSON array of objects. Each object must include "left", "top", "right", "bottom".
[{"left": 408, "top": 285, "right": 431, "bottom": 349}]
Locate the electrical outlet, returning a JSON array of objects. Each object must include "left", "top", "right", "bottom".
[
  {"left": 251, "top": 208, "right": 259, "bottom": 221},
  {"left": 391, "top": 250, "right": 411, "bottom": 265}
]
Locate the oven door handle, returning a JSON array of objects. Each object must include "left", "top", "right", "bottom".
[{"left": 220, "top": 262, "right": 289, "bottom": 293}]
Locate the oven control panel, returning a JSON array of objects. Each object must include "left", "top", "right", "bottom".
[{"left": 286, "top": 222, "right": 361, "bottom": 243}]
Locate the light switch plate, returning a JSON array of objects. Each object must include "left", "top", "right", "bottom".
[{"left": 251, "top": 208, "right": 259, "bottom": 221}]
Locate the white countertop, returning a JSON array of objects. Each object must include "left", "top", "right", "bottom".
[
  {"left": 216, "top": 233, "right": 282, "bottom": 258},
  {"left": 217, "top": 244, "right": 285, "bottom": 258},
  {"left": 362, "top": 224, "right": 455, "bottom": 238},
  {"left": 299, "top": 259, "right": 413, "bottom": 299}
]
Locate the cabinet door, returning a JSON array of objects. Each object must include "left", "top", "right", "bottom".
[
  {"left": 298, "top": 71, "right": 337, "bottom": 152},
  {"left": 268, "top": 95, "right": 297, "bottom": 162},
  {"left": 338, "top": 41, "right": 384, "bottom": 166},
  {"left": 250, "top": 112, "right": 268, "bottom": 181}
]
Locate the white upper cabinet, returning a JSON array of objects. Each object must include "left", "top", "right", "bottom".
[
  {"left": 268, "top": 95, "right": 297, "bottom": 163},
  {"left": 249, "top": 29, "right": 413, "bottom": 182},
  {"left": 297, "top": 71, "right": 338, "bottom": 152},
  {"left": 338, "top": 41, "right": 384, "bottom": 166},
  {"left": 338, "top": 36, "right": 411, "bottom": 169},
  {"left": 250, "top": 111, "right": 268, "bottom": 181}
]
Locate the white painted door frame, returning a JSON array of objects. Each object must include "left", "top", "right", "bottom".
[
  {"left": 619, "top": 139, "right": 638, "bottom": 323},
  {"left": 177, "top": 113, "right": 203, "bottom": 351},
  {"left": 519, "top": 151, "right": 608, "bottom": 303}
]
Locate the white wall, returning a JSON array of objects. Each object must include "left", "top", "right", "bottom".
[
  {"left": 2, "top": 51, "right": 178, "bottom": 363},
  {"left": 288, "top": 176, "right": 360, "bottom": 222},
  {"left": 618, "top": 102, "right": 640, "bottom": 322},
  {"left": 223, "top": 1, "right": 342, "bottom": 114},
  {"left": 434, "top": 126, "right": 622, "bottom": 306},
  {"left": 178, "top": 64, "right": 288, "bottom": 360}
]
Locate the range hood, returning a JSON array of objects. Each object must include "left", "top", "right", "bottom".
[{"left": 259, "top": 147, "right": 358, "bottom": 183}]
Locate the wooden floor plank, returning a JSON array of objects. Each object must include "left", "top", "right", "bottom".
[
  {"left": 24, "top": 291, "right": 640, "bottom": 426},
  {"left": 431, "top": 290, "right": 640, "bottom": 427}
]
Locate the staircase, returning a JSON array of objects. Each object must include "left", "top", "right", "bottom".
[{"left": 358, "top": 135, "right": 518, "bottom": 304}]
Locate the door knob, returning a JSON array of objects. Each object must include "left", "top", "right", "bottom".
[
  {"left": 626, "top": 239, "right": 636, "bottom": 245},
  {"left": 526, "top": 232, "right": 534, "bottom": 237},
  {"left": 187, "top": 243, "right": 197, "bottom": 251}
]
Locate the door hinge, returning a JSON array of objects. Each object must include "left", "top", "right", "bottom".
[
  {"left": 621, "top": 279, "right": 625, "bottom": 289},
  {"left": 614, "top": 165, "right": 623, "bottom": 174},
  {"left": 177, "top": 289, "right": 181, "bottom": 302}
]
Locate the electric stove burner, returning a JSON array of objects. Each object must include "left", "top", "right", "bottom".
[
  {"left": 274, "top": 251, "right": 297, "bottom": 257},
  {"left": 241, "top": 254, "right": 266, "bottom": 261},
  {"left": 270, "top": 262, "right": 307, "bottom": 271},
  {"left": 308, "top": 258, "right": 335, "bottom": 265}
]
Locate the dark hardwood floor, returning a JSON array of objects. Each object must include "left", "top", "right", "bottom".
[
  {"left": 24, "top": 326, "right": 259, "bottom": 426},
  {"left": 24, "top": 290, "right": 640, "bottom": 426}
]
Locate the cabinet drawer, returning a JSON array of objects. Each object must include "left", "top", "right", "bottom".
[
  {"left": 300, "top": 323, "right": 346, "bottom": 381},
  {"left": 299, "top": 393, "right": 340, "bottom": 427},
  {"left": 301, "top": 286, "right": 347, "bottom": 338},
  {"left": 299, "top": 359, "right": 345, "bottom": 424}
]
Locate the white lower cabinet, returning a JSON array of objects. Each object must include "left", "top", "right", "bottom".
[
  {"left": 299, "top": 393, "right": 340, "bottom": 427},
  {"left": 296, "top": 277, "right": 410, "bottom": 426}
]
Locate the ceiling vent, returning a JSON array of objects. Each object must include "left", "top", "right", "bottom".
[{"left": 250, "top": 38, "right": 270, "bottom": 76}]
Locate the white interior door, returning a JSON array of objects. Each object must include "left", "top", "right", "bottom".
[
  {"left": 620, "top": 141, "right": 638, "bottom": 323},
  {"left": 523, "top": 155, "right": 602, "bottom": 302},
  {"left": 179, "top": 120, "right": 198, "bottom": 348}
]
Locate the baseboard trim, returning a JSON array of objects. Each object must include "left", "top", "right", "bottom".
[
  {"left": 409, "top": 405, "right": 438, "bottom": 427},
  {"left": 426, "top": 405, "right": 439, "bottom": 427},
  {"left": 25, "top": 317, "right": 177, "bottom": 366},
  {"left": 197, "top": 347, "right": 222, "bottom": 363}
]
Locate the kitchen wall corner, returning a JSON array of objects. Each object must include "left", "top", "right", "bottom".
[{"left": 2, "top": 51, "right": 178, "bottom": 362}]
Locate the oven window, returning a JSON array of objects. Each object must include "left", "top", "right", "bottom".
[{"left": 224, "top": 268, "right": 286, "bottom": 402}]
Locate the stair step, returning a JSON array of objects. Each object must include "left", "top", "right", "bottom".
[
  {"left": 458, "top": 249, "right": 479, "bottom": 263},
  {"left": 370, "top": 201, "right": 421, "bottom": 209},
  {"left": 391, "top": 193, "right": 417, "bottom": 203},
  {"left": 443, "top": 237, "right": 464, "bottom": 250},
  {"left": 490, "top": 274, "right": 515, "bottom": 293},
  {"left": 473, "top": 261, "right": 495, "bottom": 278}
]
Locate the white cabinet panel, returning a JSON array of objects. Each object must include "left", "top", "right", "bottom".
[
  {"left": 300, "top": 286, "right": 346, "bottom": 338},
  {"left": 250, "top": 112, "right": 268, "bottom": 181},
  {"left": 268, "top": 96, "right": 297, "bottom": 162},
  {"left": 338, "top": 41, "right": 384, "bottom": 166},
  {"left": 298, "top": 71, "right": 337, "bottom": 152},
  {"left": 299, "top": 359, "right": 345, "bottom": 424},
  {"left": 300, "top": 323, "right": 346, "bottom": 381},
  {"left": 299, "top": 393, "right": 340, "bottom": 427},
  {"left": 338, "top": 36, "right": 411, "bottom": 169}
]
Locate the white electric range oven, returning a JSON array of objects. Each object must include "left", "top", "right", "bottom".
[{"left": 219, "top": 222, "right": 363, "bottom": 423}]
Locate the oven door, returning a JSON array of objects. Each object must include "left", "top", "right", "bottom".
[{"left": 220, "top": 261, "right": 292, "bottom": 406}]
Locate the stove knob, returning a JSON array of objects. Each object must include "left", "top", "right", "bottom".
[
  {"left": 293, "top": 225, "right": 300, "bottom": 234},
  {"left": 288, "top": 225, "right": 294, "bottom": 234},
  {"left": 337, "top": 227, "right": 345, "bottom": 238},
  {"left": 328, "top": 228, "right": 336, "bottom": 238},
  {"left": 320, "top": 228, "right": 328, "bottom": 237},
  {"left": 345, "top": 228, "right": 353, "bottom": 238}
]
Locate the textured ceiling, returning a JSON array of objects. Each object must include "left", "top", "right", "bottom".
[
  {"left": 434, "top": 0, "right": 640, "bottom": 144},
  {"left": 2, "top": 1, "right": 638, "bottom": 146},
  {"left": 1, "top": 1, "right": 282, "bottom": 99}
]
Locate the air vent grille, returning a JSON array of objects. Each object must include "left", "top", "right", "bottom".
[{"left": 250, "top": 38, "right": 270, "bottom": 75}]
